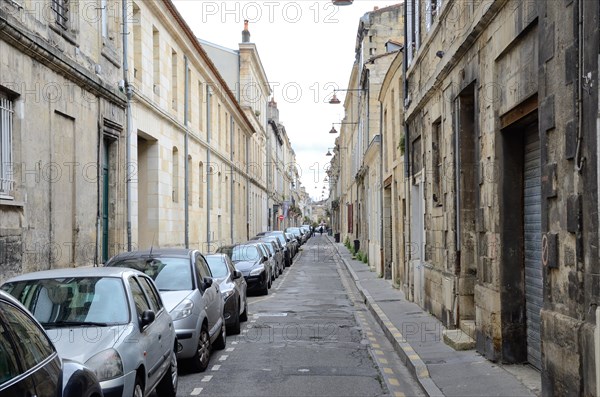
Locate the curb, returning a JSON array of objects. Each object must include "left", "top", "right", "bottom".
[{"left": 328, "top": 237, "right": 444, "bottom": 397}]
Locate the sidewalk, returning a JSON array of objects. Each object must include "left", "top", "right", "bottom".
[{"left": 327, "top": 236, "right": 541, "bottom": 397}]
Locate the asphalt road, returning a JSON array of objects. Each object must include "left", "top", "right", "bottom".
[{"left": 175, "top": 235, "right": 424, "bottom": 397}]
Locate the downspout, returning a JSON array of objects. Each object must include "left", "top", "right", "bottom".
[
  {"left": 95, "top": 118, "right": 102, "bottom": 266},
  {"left": 184, "top": 56, "right": 189, "bottom": 248},
  {"left": 246, "top": 135, "right": 250, "bottom": 240},
  {"left": 379, "top": 102, "right": 384, "bottom": 276},
  {"left": 122, "top": 0, "right": 132, "bottom": 251},
  {"left": 402, "top": 0, "right": 412, "bottom": 295},
  {"left": 230, "top": 115, "right": 234, "bottom": 243},
  {"left": 574, "top": 0, "right": 585, "bottom": 173},
  {"left": 206, "top": 86, "right": 212, "bottom": 250}
]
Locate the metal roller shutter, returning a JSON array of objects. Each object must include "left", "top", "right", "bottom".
[{"left": 523, "top": 129, "right": 542, "bottom": 369}]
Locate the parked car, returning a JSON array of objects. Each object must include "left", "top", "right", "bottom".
[
  {"left": 258, "top": 236, "right": 285, "bottom": 276},
  {"left": 255, "top": 242, "right": 277, "bottom": 281},
  {"left": 285, "top": 232, "right": 299, "bottom": 257},
  {"left": 1, "top": 267, "right": 178, "bottom": 397},
  {"left": 205, "top": 254, "right": 248, "bottom": 335},
  {"left": 0, "top": 290, "right": 103, "bottom": 397},
  {"left": 286, "top": 227, "right": 306, "bottom": 245},
  {"left": 105, "top": 249, "right": 226, "bottom": 373},
  {"left": 263, "top": 231, "right": 292, "bottom": 267},
  {"left": 217, "top": 244, "right": 271, "bottom": 295}
]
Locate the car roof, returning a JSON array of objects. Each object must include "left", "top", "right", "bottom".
[
  {"left": 205, "top": 253, "right": 228, "bottom": 258},
  {"left": 109, "top": 248, "right": 195, "bottom": 261},
  {"left": 4, "top": 267, "right": 144, "bottom": 283}
]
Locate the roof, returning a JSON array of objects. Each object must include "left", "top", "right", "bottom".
[{"left": 109, "top": 248, "right": 195, "bottom": 260}]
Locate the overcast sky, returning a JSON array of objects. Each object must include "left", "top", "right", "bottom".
[{"left": 173, "top": 0, "right": 402, "bottom": 201}]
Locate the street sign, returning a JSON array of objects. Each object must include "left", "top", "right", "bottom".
[{"left": 279, "top": 215, "right": 284, "bottom": 221}]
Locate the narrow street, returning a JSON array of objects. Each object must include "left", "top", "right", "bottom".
[{"left": 176, "top": 235, "right": 424, "bottom": 397}]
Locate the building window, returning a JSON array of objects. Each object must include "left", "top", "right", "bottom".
[
  {"left": 432, "top": 120, "right": 442, "bottom": 206},
  {"left": 132, "top": 3, "right": 142, "bottom": 81},
  {"left": 199, "top": 162, "right": 204, "bottom": 208},
  {"left": 152, "top": 27, "right": 160, "bottom": 96},
  {"left": 172, "top": 147, "right": 179, "bottom": 202},
  {"left": 426, "top": 0, "right": 438, "bottom": 31},
  {"left": 0, "top": 92, "right": 14, "bottom": 198},
  {"left": 171, "top": 49, "right": 178, "bottom": 110},
  {"left": 52, "top": 0, "right": 69, "bottom": 30},
  {"left": 101, "top": 0, "right": 108, "bottom": 38}
]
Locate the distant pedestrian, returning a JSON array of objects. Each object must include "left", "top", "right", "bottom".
[
  {"left": 319, "top": 226, "right": 323, "bottom": 236},
  {"left": 311, "top": 226, "right": 315, "bottom": 236}
]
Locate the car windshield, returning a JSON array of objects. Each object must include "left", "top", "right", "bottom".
[
  {"left": 205, "top": 256, "right": 229, "bottom": 278},
  {"left": 227, "top": 245, "right": 260, "bottom": 262},
  {"left": 109, "top": 257, "right": 192, "bottom": 291},
  {"left": 261, "top": 243, "right": 274, "bottom": 255},
  {"left": 2, "top": 277, "right": 129, "bottom": 327}
]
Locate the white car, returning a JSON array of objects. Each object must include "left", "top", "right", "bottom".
[{"left": 2, "top": 267, "right": 178, "bottom": 397}]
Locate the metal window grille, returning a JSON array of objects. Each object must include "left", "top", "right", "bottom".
[
  {"left": 0, "top": 93, "right": 14, "bottom": 197},
  {"left": 52, "top": 0, "right": 69, "bottom": 30}
]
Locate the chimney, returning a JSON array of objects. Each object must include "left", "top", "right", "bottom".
[
  {"left": 242, "top": 20, "right": 251, "bottom": 43},
  {"left": 268, "top": 97, "right": 279, "bottom": 122}
]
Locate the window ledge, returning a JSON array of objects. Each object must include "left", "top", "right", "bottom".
[
  {"left": 49, "top": 24, "right": 78, "bottom": 47},
  {"left": 0, "top": 198, "right": 24, "bottom": 208},
  {"left": 101, "top": 41, "right": 121, "bottom": 68}
]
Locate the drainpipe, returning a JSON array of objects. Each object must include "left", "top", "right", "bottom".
[
  {"left": 184, "top": 56, "right": 189, "bottom": 248},
  {"left": 95, "top": 118, "right": 102, "bottom": 266},
  {"left": 379, "top": 103, "right": 384, "bottom": 276},
  {"left": 230, "top": 115, "right": 234, "bottom": 243},
  {"left": 246, "top": 135, "right": 250, "bottom": 240},
  {"left": 206, "top": 86, "right": 212, "bottom": 250},
  {"left": 402, "top": 0, "right": 411, "bottom": 295},
  {"left": 122, "top": 0, "right": 132, "bottom": 251},
  {"left": 574, "top": 0, "right": 585, "bottom": 173}
]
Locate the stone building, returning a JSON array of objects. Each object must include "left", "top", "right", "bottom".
[
  {"left": 336, "top": 4, "right": 403, "bottom": 274},
  {"left": 126, "top": 0, "right": 257, "bottom": 253},
  {"left": 403, "top": 0, "right": 599, "bottom": 393},
  {"left": 0, "top": 0, "right": 127, "bottom": 279},
  {"left": 378, "top": 48, "right": 406, "bottom": 289}
]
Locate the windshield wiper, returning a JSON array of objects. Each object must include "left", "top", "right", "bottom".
[{"left": 42, "top": 320, "right": 110, "bottom": 328}]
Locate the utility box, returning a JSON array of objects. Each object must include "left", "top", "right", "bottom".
[
  {"left": 334, "top": 233, "right": 340, "bottom": 243},
  {"left": 354, "top": 239, "right": 360, "bottom": 253}
]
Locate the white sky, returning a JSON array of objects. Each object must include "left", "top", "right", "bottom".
[{"left": 173, "top": 0, "right": 402, "bottom": 201}]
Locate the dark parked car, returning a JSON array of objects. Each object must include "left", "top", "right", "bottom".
[
  {"left": 0, "top": 290, "right": 103, "bottom": 397},
  {"left": 205, "top": 254, "right": 248, "bottom": 335},
  {"left": 264, "top": 231, "right": 293, "bottom": 267},
  {"left": 105, "top": 249, "right": 226, "bottom": 373},
  {"left": 217, "top": 244, "right": 271, "bottom": 295}
]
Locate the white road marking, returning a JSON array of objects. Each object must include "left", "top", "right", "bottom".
[
  {"left": 219, "top": 355, "right": 229, "bottom": 361},
  {"left": 191, "top": 388, "right": 203, "bottom": 395},
  {"left": 201, "top": 375, "right": 212, "bottom": 382},
  {"left": 231, "top": 341, "right": 238, "bottom": 345},
  {"left": 226, "top": 347, "right": 235, "bottom": 352},
  {"left": 211, "top": 365, "right": 221, "bottom": 371}
]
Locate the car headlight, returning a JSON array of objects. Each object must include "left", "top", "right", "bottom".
[
  {"left": 85, "top": 349, "right": 123, "bottom": 382},
  {"left": 249, "top": 265, "right": 265, "bottom": 276},
  {"left": 222, "top": 289, "right": 235, "bottom": 301},
  {"left": 171, "top": 299, "right": 194, "bottom": 321}
]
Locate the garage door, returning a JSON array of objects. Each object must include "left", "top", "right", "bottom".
[{"left": 523, "top": 128, "right": 542, "bottom": 369}]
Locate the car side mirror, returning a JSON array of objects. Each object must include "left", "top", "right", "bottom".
[
  {"left": 233, "top": 270, "right": 242, "bottom": 280},
  {"left": 141, "top": 310, "right": 155, "bottom": 328},
  {"left": 202, "top": 277, "right": 213, "bottom": 290},
  {"left": 261, "top": 256, "right": 268, "bottom": 263}
]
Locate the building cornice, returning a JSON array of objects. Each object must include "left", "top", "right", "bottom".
[{"left": 0, "top": 8, "right": 127, "bottom": 108}]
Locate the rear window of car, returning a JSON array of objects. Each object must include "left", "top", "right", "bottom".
[
  {"left": 109, "top": 257, "right": 193, "bottom": 291},
  {"left": 2, "top": 277, "right": 129, "bottom": 326},
  {"left": 230, "top": 245, "right": 260, "bottom": 262},
  {"left": 205, "top": 256, "right": 229, "bottom": 278}
]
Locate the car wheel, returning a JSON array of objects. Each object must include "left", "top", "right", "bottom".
[
  {"left": 240, "top": 295, "right": 248, "bottom": 322},
  {"left": 189, "top": 326, "right": 211, "bottom": 373},
  {"left": 262, "top": 283, "right": 269, "bottom": 295},
  {"left": 213, "top": 320, "right": 226, "bottom": 350},
  {"left": 229, "top": 302, "right": 241, "bottom": 335},
  {"left": 133, "top": 376, "right": 144, "bottom": 397},
  {"left": 156, "top": 349, "right": 178, "bottom": 397},
  {"left": 279, "top": 265, "right": 283, "bottom": 275}
]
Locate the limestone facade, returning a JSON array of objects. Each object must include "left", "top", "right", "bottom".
[
  {"left": 402, "top": 0, "right": 599, "bottom": 393},
  {"left": 0, "top": 0, "right": 127, "bottom": 280}
]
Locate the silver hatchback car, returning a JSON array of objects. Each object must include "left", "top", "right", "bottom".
[
  {"left": 1, "top": 267, "right": 178, "bottom": 397},
  {"left": 106, "top": 249, "right": 226, "bottom": 373}
]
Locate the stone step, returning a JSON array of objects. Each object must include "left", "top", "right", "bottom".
[
  {"left": 461, "top": 320, "right": 477, "bottom": 340},
  {"left": 443, "top": 329, "right": 476, "bottom": 351}
]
